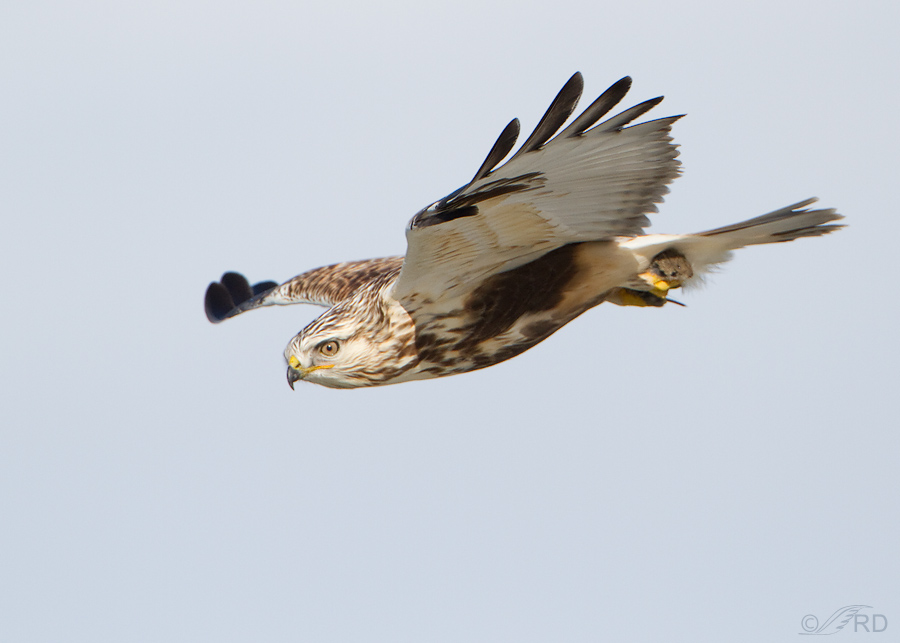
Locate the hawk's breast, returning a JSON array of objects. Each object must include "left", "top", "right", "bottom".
[{"left": 403, "top": 241, "right": 639, "bottom": 379}]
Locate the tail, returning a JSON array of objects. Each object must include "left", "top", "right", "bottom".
[
  {"left": 697, "top": 198, "right": 843, "bottom": 246},
  {"left": 624, "top": 198, "right": 844, "bottom": 278}
]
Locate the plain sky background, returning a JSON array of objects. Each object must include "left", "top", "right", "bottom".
[{"left": 2, "top": 1, "right": 898, "bottom": 641}]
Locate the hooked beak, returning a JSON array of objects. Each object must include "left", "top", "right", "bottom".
[
  {"left": 287, "top": 366, "right": 302, "bottom": 390},
  {"left": 286, "top": 357, "right": 335, "bottom": 390}
]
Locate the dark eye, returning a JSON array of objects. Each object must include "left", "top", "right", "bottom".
[{"left": 319, "top": 340, "right": 340, "bottom": 357}]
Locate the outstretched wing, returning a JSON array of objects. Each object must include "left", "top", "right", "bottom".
[
  {"left": 205, "top": 257, "right": 403, "bottom": 323},
  {"left": 392, "top": 73, "right": 682, "bottom": 309}
]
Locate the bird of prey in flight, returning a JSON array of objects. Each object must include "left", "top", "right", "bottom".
[{"left": 205, "top": 73, "right": 843, "bottom": 389}]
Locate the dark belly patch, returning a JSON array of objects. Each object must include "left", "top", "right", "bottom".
[
  {"left": 410, "top": 242, "right": 621, "bottom": 373},
  {"left": 458, "top": 244, "right": 579, "bottom": 349}
]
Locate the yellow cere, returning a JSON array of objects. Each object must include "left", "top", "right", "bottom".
[{"left": 288, "top": 355, "right": 301, "bottom": 368}]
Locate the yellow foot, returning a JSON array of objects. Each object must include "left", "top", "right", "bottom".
[
  {"left": 645, "top": 278, "right": 674, "bottom": 299},
  {"left": 637, "top": 270, "right": 681, "bottom": 299},
  {"left": 607, "top": 287, "right": 667, "bottom": 308}
]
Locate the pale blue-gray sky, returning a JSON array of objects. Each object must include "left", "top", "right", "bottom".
[{"left": 2, "top": 1, "right": 898, "bottom": 641}]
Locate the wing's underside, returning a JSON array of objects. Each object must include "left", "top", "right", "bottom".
[{"left": 392, "top": 72, "right": 683, "bottom": 307}]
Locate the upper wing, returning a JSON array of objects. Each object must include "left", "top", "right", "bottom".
[
  {"left": 205, "top": 257, "right": 403, "bottom": 323},
  {"left": 392, "top": 73, "right": 682, "bottom": 307}
]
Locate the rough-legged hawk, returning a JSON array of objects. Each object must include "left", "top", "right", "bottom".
[{"left": 205, "top": 73, "right": 843, "bottom": 389}]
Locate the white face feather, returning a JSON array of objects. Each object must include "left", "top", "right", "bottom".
[
  {"left": 284, "top": 328, "right": 379, "bottom": 389},
  {"left": 283, "top": 286, "right": 419, "bottom": 389}
]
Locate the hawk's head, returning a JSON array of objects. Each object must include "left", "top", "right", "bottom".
[{"left": 283, "top": 287, "right": 418, "bottom": 389}]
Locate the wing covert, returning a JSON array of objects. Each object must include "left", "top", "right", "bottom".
[{"left": 393, "top": 73, "right": 682, "bottom": 308}]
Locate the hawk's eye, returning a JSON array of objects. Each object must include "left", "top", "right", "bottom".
[{"left": 319, "top": 341, "right": 340, "bottom": 357}]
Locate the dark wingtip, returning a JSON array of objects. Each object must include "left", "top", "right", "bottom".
[
  {"left": 471, "top": 118, "right": 521, "bottom": 183},
  {"left": 509, "top": 72, "right": 585, "bottom": 160},
  {"left": 559, "top": 76, "right": 633, "bottom": 137},
  {"left": 252, "top": 280, "right": 278, "bottom": 295},
  {"left": 220, "top": 272, "right": 253, "bottom": 305},
  {"left": 205, "top": 272, "right": 277, "bottom": 323},
  {"left": 205, "top": 281, "right": 235, "bottom": 323}
]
